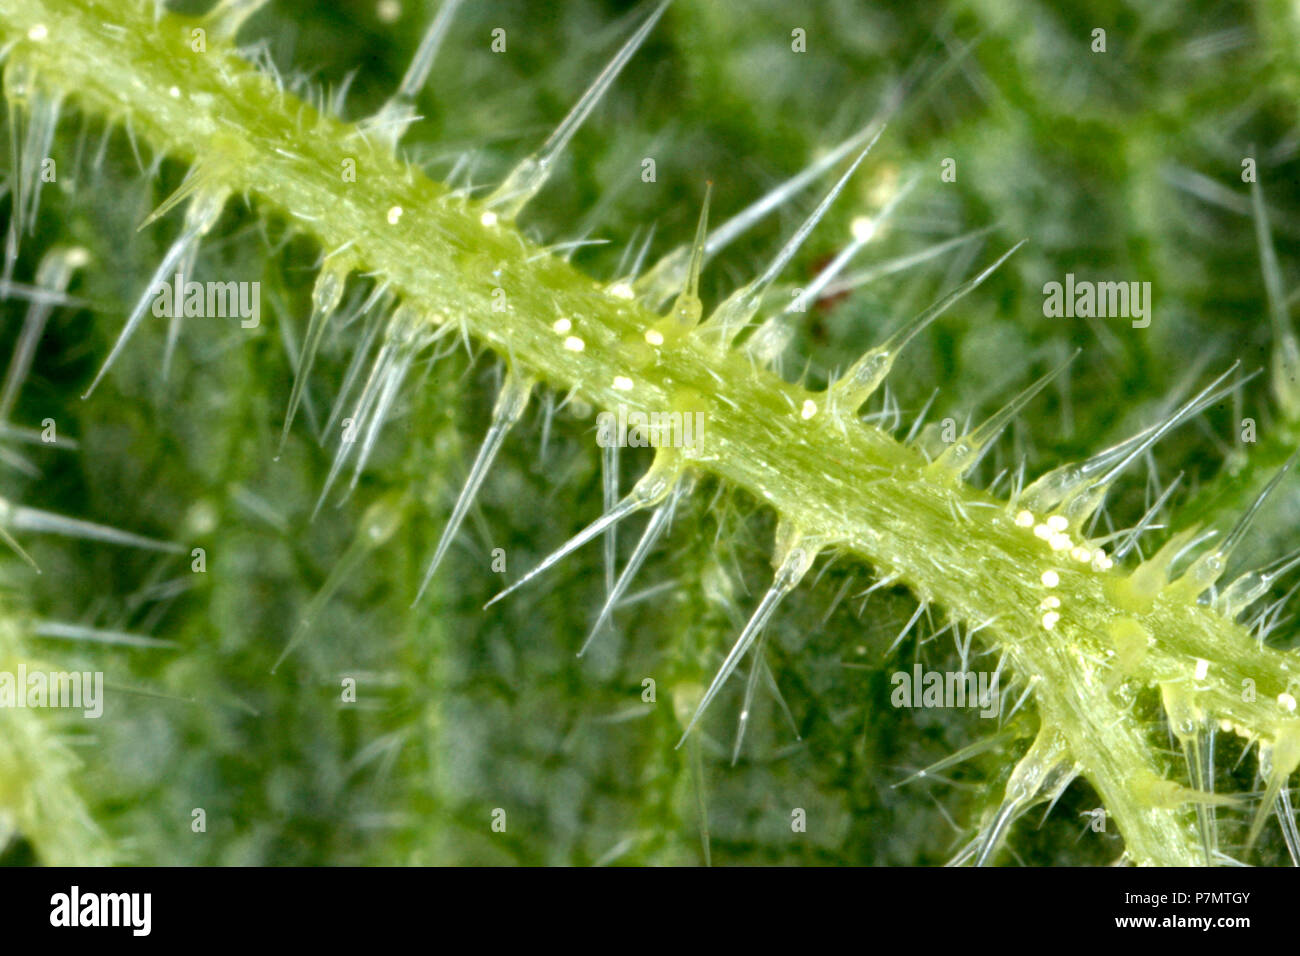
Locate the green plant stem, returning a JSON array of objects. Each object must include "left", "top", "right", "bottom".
[{"left": 12, "top": 0, "right": 1300, "bottom": 865}]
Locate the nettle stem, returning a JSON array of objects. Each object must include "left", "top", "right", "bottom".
[{"left": 9, "top": 0, "right": 1300, "bottom": 865}]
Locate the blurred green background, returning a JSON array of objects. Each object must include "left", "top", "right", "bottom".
[{"left": 3, "top": 0, "right": 1300, "bottom": 865}]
